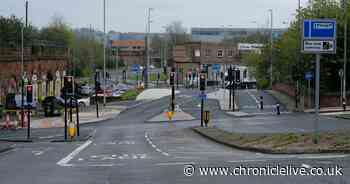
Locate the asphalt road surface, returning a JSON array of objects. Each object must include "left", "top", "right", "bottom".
[{"left": 0, "top": 89, "right": 349, "bottom": 184}]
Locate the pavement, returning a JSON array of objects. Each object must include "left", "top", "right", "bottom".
[
  {"left": 207, "top": 89, "right": 239, "bottom": 111},
  {"left": 1, "top": 88, "right": 350, "bottom": 183},
  {"left": 136, "top": 88, "right": 180, "bottom": 101}
]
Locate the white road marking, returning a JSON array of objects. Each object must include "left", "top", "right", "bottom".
[
  {"left": 297, "top": 155, "right": 348, "bottom": 159},
  {"left": 228, "top": 159, "right": 268, "bottom": 163},
  {"left": 145, "top": 132, "right": 170, "bottom": 157},
  {"left": 32, "top": 151, "right": 44, "bottom": 156},
  {"left": 57, "top": 140, "right": 92, "bottom": 167},
  {"left": 247, "top": 90, "right": 259, "bottom": 104},
  {"left": 301, "top": 164, "right": 311, "bottom": 169},
  {"left": 156, "top": 162, "right": 195, "bottom": 166}
]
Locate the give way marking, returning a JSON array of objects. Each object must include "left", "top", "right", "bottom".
[{"left": 57, "top": 140, "right": 92, "bottom": 167}]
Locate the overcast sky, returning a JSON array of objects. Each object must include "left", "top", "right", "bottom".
[{"left": 1, "top": 0, "right": 310, "bottom": 33}]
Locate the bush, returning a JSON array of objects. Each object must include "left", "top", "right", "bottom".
[
  {"left": 121, "top": 90, "right": 140, "bottom": 101},
  {"left": 257, "top": 78, "right": 269, "bottom": 89}
]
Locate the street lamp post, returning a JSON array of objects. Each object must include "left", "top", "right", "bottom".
[
  {"left": 268, "top": 9, "right": 273, "bottom": 89},
  {"left": 145, "top": 8, "right": 153, "bottom": 89},
  {"left": 21, "top": 0, "right": 29, "bottom": 128},
  {"left": 343, "top": 0, "right": 348, "bottom": 109},
  {"left": 103, "top": 0, "right": 107, "bottom": 106}
]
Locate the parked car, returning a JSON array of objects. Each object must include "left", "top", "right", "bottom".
[
  {"left": 42, "top": 96, "right": 63, "bottom": 117},
  {"left": 79, "top": 85, "right": 93, "bottom": 95}
]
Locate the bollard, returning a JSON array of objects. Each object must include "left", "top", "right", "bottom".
[
  {"left": 203, "top": 111, "right": 210, "bottom": 127},
  {"left": 68, "top": 121, "right": 76, "bottom": 140},
  {"left": 276, "top": 103, "right": 280, "bottom": 115},
  {"left": 260, "top": 96, "right": 264, "bottom": 110}
]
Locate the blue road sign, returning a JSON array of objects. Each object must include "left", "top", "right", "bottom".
[
  {"left": 131, "top": 64, "right": 140, "bottom": 72},
  {"left": 305, "top": 71, "right": 314, "bottom": 80},
  {"left": 212, "top": 64, "right": 221, "bottom": 72},
  {"left": 198, "top": 93, "right": 207, "bottom": 100},
  {"left": 303, "top": 19, "right": 336, "bottom": 40}
]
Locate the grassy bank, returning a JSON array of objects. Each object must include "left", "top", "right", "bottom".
[{"left": 193, "top": 127, "right": 350, "bottom": 154}]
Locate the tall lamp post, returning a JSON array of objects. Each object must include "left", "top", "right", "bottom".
[
  {"left": 268, "top": 9, "right": 273, "bottom": 89},
  {"left": 145, "top": 8, "right": 153, "bottom": 89},
  {"left": 343, "top": 0, "right": 348, "bottom": 109},
  {"left": 21, "top": 0, "right": 29, "bottom": 128},
  {"left": 103, "top": 0, "right": 107, "bottom": 106}
]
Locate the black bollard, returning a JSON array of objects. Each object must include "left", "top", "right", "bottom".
[
  {"left": 276, "top": 103, "right": 280, "bottom": 115},
  {"left": 260, "top": 96, "right": 264, "bottom": 110}
]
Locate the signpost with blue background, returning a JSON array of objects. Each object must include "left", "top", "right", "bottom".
[{"left": 302, "top": 19, "right": 337, "bottom": 144}]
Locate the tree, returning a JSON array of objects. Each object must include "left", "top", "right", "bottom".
[
  {"left": 40, "top": 15, "right": 74, "bottom": 47},
  {"left": 0, "top": 15, "right": 39, "bottom": 47},
  {"left": 164, "top": 21, "right": 188, "bottom": 45}
]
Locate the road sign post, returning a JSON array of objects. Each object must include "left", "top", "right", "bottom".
[
  {"left": 302, "top": 19, "right": 337, "bottom": 144},
  {"left": 26, "top": 84, "right": 33, "bottom": 140},
  {"left": 305, "top": 71, "right": 314, "bottom": 108},
  {"left": 170, "top": 68, "right": 175, "bottom": 112},
  {"left": 200, "top": 72, "right": 206, "bottom": 127}
]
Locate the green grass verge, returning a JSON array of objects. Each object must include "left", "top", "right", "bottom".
[
  {"left": 129, "top": 73, "right": 167, "bottom": 81},
  {"left": 193, "top": 127, "right": 350, "bottom": 154},
  {"left": 120, "top": 89, "right": 143, "bottom": 101}
]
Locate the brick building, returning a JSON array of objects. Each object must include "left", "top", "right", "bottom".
[
  {"left": 173, "top": 42, "right": 240, "bottom": 83},
  {"left": 0, "top": 43, "right": 69, "bottom": 104},
  {"left": 110, "top": 40, "right": 145, "bottom": 66}
]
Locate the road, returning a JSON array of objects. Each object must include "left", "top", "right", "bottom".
[{"left": 0, "top": 89, "right": 349, "bottom": 183}]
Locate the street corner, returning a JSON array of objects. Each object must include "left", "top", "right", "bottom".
[{"left": 0, "top": 142, "right": 15, "bottom": 153}]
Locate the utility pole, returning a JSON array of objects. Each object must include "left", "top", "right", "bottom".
[
  {"left": 146, "top": 8, "right": 153, "bottom": 89},
  {"left": 115, "top": 47, "right": 119, "bottom": 82},
  {"left": 343, "top": 0, "right": 348, "bottom": 109},
  {"left": 269, "top": 9, "right": 273, "bottom": 89},
  {"left": 103, "top": 0, "right": 107, "bottom": 106},
  {"left": 296, "top": 0, "right": 302, "bottom": 110},
  {"left": 21, "top": 0, "right": 28, "bottom": 128}
]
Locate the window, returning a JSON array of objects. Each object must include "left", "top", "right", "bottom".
[
  {"left": 193, "top": 48, "right": 201, "bottom": 57},
  {"left": 205, "top": 49, "right": 211, "bottom": 57},
  {"left": 228, "top": 49, "right": 234, "bottom": 57},
  {"left": 217, "top": 49, "right": 224, "bottom": 57}
]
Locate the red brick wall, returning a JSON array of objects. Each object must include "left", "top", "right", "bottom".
[{"left": 273, "top": 83, "right": 346, "bottom": 108}]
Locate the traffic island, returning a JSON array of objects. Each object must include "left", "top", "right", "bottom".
[{"left": 192, "top": 126, "right": 350, "bottom": 154}]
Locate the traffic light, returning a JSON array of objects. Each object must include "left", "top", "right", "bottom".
[
  {"left": 26, "top": 85, "right": 33, "bottom": 104},
  {"left": 64, "top": 76, "right": 74, "bottom": 95},
  {"left": 200, "top": 73, "right": 206, "bottom": 91},
  {"left": 170, "top": 72, "right": 175, "bottom": 86},
  {"left": 235, "top": 69, "right": 240, "bottom": 82}
]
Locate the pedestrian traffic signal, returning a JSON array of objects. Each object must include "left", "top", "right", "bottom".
[
  {"left": 26, "top": 85, "right": 33, "bottom": 104},
  {"left": 170, "top": 72, "right": 175, "bottom": 86},
  {"left": 64, "top": 76, "right": 74, "bottom": 95},
  {"left": 200, "top": 73, "right": 206, "bottom": 91}
]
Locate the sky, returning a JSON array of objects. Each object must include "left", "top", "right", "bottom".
[{"left": 1, "top": 0, "right": 310, "bottom": 33}]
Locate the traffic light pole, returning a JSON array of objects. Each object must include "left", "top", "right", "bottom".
[
  {"left": 95, "top": 72, "right": 99, "bottom": 118},
  {"left": 27, "top": 105, "right": 30, "bottom": 139},
  {"left": 200, "top": 72, "right": 206, "bottom": 127},
  {"left": 64, "top": 88, "right": 67, "bottom": 141},
  {"left": 171, "top": 84, "right": 175, "bottom": 111},
  {"left": 201, "top": 91, "right": 204, "bottom": 127},
  {"left": 232, "top": 68, "right": 235, "bottom": 112},
  {"left": 76, "top": 97, "right": 80, "bottom": 137},
  {"left": 228, "top": 67, "right": 232, "bottom": 110}
]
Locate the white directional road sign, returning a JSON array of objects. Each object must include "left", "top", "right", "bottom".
[
  {"left": 302, "top": 19, "right": 336, "bottom": 54},
  {"left": 303, "top": 40, "right": 335, "bottom": 53}
]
